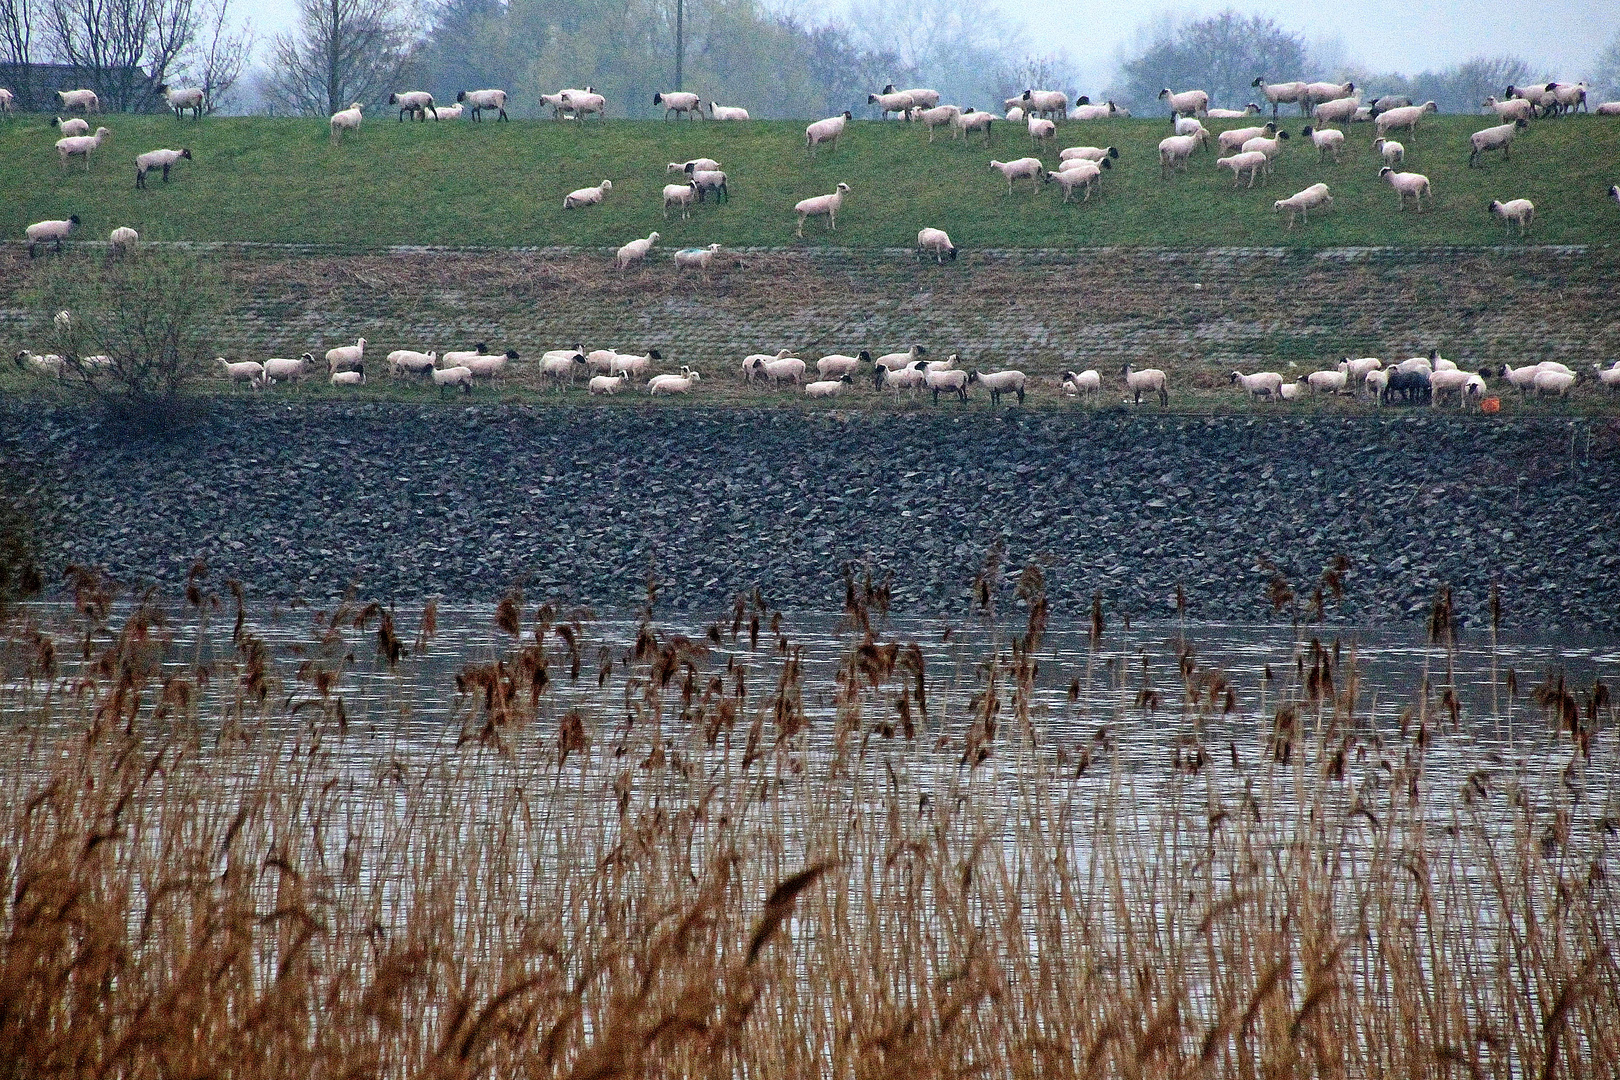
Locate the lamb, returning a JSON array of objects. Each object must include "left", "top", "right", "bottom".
[
  {"left": 924, "top": 366, "right": 969, "bottom": 403},
  {"left": 589, "top": 371, "right": 629, "bottom": 394},
  {"left": 1305, "top": 369, "right": 1349, "bottom": 394},
  {"left": 1379, "top": 167, "right": 1431, "bottom": 211},
  {"left": 1374, "top": 137, "right": 1404, "bottom": 165},
  {"left": 707, "top": 101, "right": 750, "bottom": 121},
  {"left": 969, "top": 368, "right": 1026, "bottom": 404},
  {"left": 868, "top": 89, "right": 915, "bottom": 120},
  {"left": 51, "top": 116, "right": 89, "bottom": 136},
  {"left": 457, "top": 89, "right": 508, "bottom": 121},
  {"left": 1374, "top": 102, "right": 1437, "bottom": 137},
  {"left": 432, "top": 365, "right": 474, "bottom": 394},
  {"left": 134, "top": 146, "right": 191, "bottom": 187},
  {"left": 388, "top": 349, "right": 438, "bottom": 377},
  {"left": 1028, "top": 114, "right": 1056, "bottom": 147},
  {"left": 816, "top": 352, "right": 870, "bottom": 378},
  {"left": 1122, "top": 363, "right": 1169, "bottom": 407},
  {"left": 539, "top": 91, "right": 574, "bottom": 118},
  {"left": 616, "top": 231, "right": 660, "bottom": 269},
  {"left": 1060, "top": 145, "right": 1119, "bottom": 163},
  {"left": 1216, "top": 150, "right": 1270, "bottom": 188},
  {"left": 1159, "top": 88, "right": 1209, "bottom": 117},
  {"left": 263, "top": 353, "right": 316, "bottom": 383},
  {"left": 56, "top": 88, "right": 99, "bottom": 113},
  {"left": 1206, "top": 103, "right": 1262, "bottom": 118},
  {"left": 1488, "top": 198, "right": 1535, "bottom": 235},
  {"left": 803, "top": 374, "right": 853, "bottom": 398},
  {"left": 388, "top": 91, "right": 435, "bottom": 121},
  {"left": 561, "top": 89, "right": 606, "bottom": 120},
  {"left": 1252, "top": 78, "right": 1307, "bottom": 116},
  {"left": 564, "top": 179, "right": 612, "bottom": 209},
  {"left": 325, "top": 338, "right": 366, "bottom": 373},
  {"left": 674, "top": 244, "right": 726, "bottom": 275},
  {"left": 990, "top": 157, "right": 1045, "bottom": 194},
  {"left": 1299, "top": 124, "right": 1345, "bottom": 162},
  {"left": 662, "top": 181, "right": 698, "bottom": 220},
  {"left": 1044, "top": 158, "right": 1109, "bottom": 202},
  {"left": 1217, "top": 122, "right": 1276, "bottom": 153},
  {"left": 1068, "top": 101, "right": 1119, "bottom": 121},
  {"left": 913, "top": 104, "right": 960, "bottom": 141},
  {"left": 953, "top": 108, "right": 995, "bottom": 142},
  {"left": 330, "top": 103, "right": 363, "bottom": 142},
  {"left": 108, "top": 225, "right": 138, "bottom": 253},
  {"left": 1159, "top": 130, "right": 1213, "bottom": 176},
  {"left": 330, "top": 367, "right": 365, "bottom": 387},
  {"left": 806, "top": 111, "right": 852, "bottom": 154},
  {"left": 1060, "top": 369, "right": 1101, "bottom": 397},
  {"left": 794, "top": 182, "right": 850, "bottom": 236},
  {"left": 648, "top": 369, "right": 700, "bottom": 394},
  {"left": 218, "top": 358, "right": 265, "bottom": 389},
  {"left": 686, "top": 167, "right": 728, "bottom": 203},
  {"left": 917, "top": 227, "right": 957, "bottom": 262},
  {"left": 55, "top": 127, "right": 111, "bottom": 171},
  {"left": 1230, "top": 370, "right": 1284, "bottom": 399},
  {"left": 1301, "top": 81, "right": 1356, "bottom": 111},
  {"left": 667, "top": 158, "right": 721, "bottom": 174},
  {"left": 1022, "top": 88, "right": 1068, "bottom": 120},
  {"left": 1468, "top": 119, "right": 1528, "bottom": 167},
  {"left": 1004, "top": 106, "right": 1025, "bottom": 124},
  {"left": 1482, "top": 95, "right": 1535, "bottom": 122},
  {"left": 1311, "top": 96, "right": 1360, "bottom": 125},
  {"left": 1533, "top": 368, "right": 1575, "bottom": 398},
  {"left": 25, "top": 215, "right": 80, "bottom": 257},
  {"left": 430, "top": 104, "right": 463, "bottom": 120},
  {"left": 653, "top": 91, "right": 703, "bottom": 120},
  {"left": 1273, "top": 182, "right": 1332, "bottom": 228}
]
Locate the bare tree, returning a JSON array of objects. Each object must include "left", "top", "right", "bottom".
[
  {"left": 262, "top": 0, "right": 414, "bottom": 117},
  {"left": 0, "top": 0, "right": 36, "bottom": 104},
  {"left": 42, "top": 0, "right": 196, "bottom": 110},
  {"left": 181, "top": 0, "right": 252, "bottom": 111}
]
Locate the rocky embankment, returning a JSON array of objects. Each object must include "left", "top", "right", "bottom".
[{"left": 6, "top": 402, "right": 1618, "bottom": 629}]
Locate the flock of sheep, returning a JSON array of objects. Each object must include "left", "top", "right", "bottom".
[{"left": 1229, "top": 351, "right": 1620, "bottom": 407}]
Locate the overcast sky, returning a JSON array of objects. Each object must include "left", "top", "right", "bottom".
[{"left": 229, "top": 0, "right": 1619, "bottom": 83}]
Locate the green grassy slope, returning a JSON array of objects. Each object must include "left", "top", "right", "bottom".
[{"left": 2, "top": 112, "right": 1618, "bottom": 249}]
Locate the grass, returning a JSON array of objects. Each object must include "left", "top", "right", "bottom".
[
  {"left": 3, "top": 112, "right": 1620, "bottom": 250},
  {"left": 0, "top": 571, "right": 1616, "bottom": 1076}
]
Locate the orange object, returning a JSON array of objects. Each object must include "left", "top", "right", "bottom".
[{"left": 1481, "top": 397, "right": 1501, "bottom": 413}]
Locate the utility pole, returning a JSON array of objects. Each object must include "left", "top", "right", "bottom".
[{"left": 675, "top": 0, "right": 684, "bottom": 91}]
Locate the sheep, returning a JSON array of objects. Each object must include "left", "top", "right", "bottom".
[
  {"left": 1382, "top": 367, "right": 1431, "bottom": 404},
  {"left": 868, "top": 89, "right": 915, "bottom": 120},
  {"left": 388, "top": 349, "right": 438, "bottom": 377},
  {"left": 1612, "top": 185, "right": 1620, "bottom": 204},
  {"left": 608, "top": 350, "right": 660, "bottom": 380},
  {"left": 1488, "top": 198, "right": 1535, "bottom": 235},
  {"left": 1370, "top": 94, "right": 1412, "bottom": 115},
  {"left": 539, "top": 91, "right": 574, "bottom": 119},
  {"left": 1206, "top": 103, "right": 1262, "bottom": 119},
  {"left": 1379, "top": 167, "right": 1431, "bottom": 211},
  {"left": 804, "top": 374, "right": 853, "bottom": 398},
  {"left": 1482, "top": 95, "right": 1536, "bottom": 122},
  {"left": 1311, "top": 97, "right": 1361, "bottom": 125},
  {"left": 806, "top": 111, "right": 852, "bottom": 154},
  {"left": 329, "top": 102, "right": 362, "bottom": 141},
  {"left": 325, "top": 338, "right": 366, "bottom": 373},
  {"left": 1252, "top": 78, "right": 1306, "bottom": 116},
  {"left": 331, "top": 367, "right": 365, "bottom": 387},
  {"left": 1028, "top": 114, "right": 1056, "bottom": 147},
  {"left": 1338, "top": 356, "right": 1383, "bottom": 391},
  {"left": 263, "top": 353, "right": 316, "bottom": 383},
  {"left": 662, "top": 181, "right": 698, "bottom": 220},
  {"left": 430, "top": 104, "right": 463, "bottom": 120},
  {"left": 1060, "top": 369, "right": 1101, "bottom": 398},
  {"left": 1173, "top": 116, "right": 1207, "bottom": 137},
  {"left": 1596, "top": 101, "right": 1620, "bottom": 116},
  {"left": 589, "top": 371, "right": 629, "bottom": 394},
  {"left": 25, "top": 215, "right": 80, "bottom": 257},
  {"left": 872, "top": 345, "right": 927, "bottom": 388},
  {"left": 56, "top": 88, "right": 99, "bottom": 113},
  {"left": 1305, "top": 369, "right": 1349, "bottom": 394},
  {"left": 1533, "top": 368, "right": 1575, "bottom": 398},
  {"left": 753, "top": 356, "right": 807, "bottom": 386},
  {"left": 1022, "top": 89, "right": 1068, "bottom": 121},
  {"left": 952, "top": 108, "right": 995, "bottom": 142},
  {"left": 1273, "top": 182, "right": 1332, "bottom": 228},
  {"left": 1004, "top": 106, "right": 1025, "bottom": 124},
  {"left": 1375, "top": 102, "right": 1437, "bottom": 137},
  {"left": 707, "top": 101, "right": 750, "bottom": 121},
  {"left": 1216, "top": 150, "right": 1270, "bottom": 188},
  {"left": 1217, "top": 122, "right": 1276, "bottom": 153},
  {"left": 1045, "top": 158, "right": 1109, "bottom": 202},
  {"left": 1374, "top": 137, "right": 1404, "bottom": 165},
  {"left": 686, "top": 166, "right": 728, "bottom": 203},
  {"left": 1301, "top": 81, "right": 1356, "bottom": 111},
  {"left": 1546, "top": 82, "right": 1587, "bottom": 115},
  {"left": 1230, "top": 370, "right": 1284, "bottom": 399},
  {"left": 794, "top": 182, "right": 850, "bottom": 237},
  {"left": 674, "top": 244, "right": 726, "bottom": 276},
  {"left": 924, "top": 365, "right": 969, "bottom": 403},
  {"left": 1275, "top": 380, "right": 1304, "bottom": 401},
  {"left": 667, "top": 158, "right": 720, "bottom": 174},
  {"left": 55, "top": 126, "right": 111, "bottom": 172},
  {"left": 1060, "top": 144, "right": 1119, "bottom": 163},
  {"left": 1591, "top": 361, "right": 1620, "bottom": 393},
  {"left": 1122, "top": 363, "right": 1168, "bottom": 407},
  {"left": 443, "top": 343, "right": 493, "bottom": 367},
  {"left": 1068, "top": 101, "right": 1118, "bottom": 121},
  {"left": 989, "top": 157, "right": 1045, "bottom": 194},
  {"left": 564, "top": 179, "right": 612, "bottom": 209},
  {"left": 1159, "top": 88, "right": 1209, "bottom": 117},
  {"left": 969, "top": 368, "right": 1026, "bottom": 404},
  {"left": 465, "top": 349, "right": 518, "bottom": 379},
  {"left": 134, "top": 146, "right": 191, "bottom": 188},
  {"left": 653, "top": 91, "right": 703, "bottom": 120},
  {"left": 896, "top": 86, "right": 941, "bottom": 110},
  {"left": 816, "top": 352, "right": 870, "bottom": 378},
  {"left": 741, "top": 348, "right": 788, "bottom": 382},
  {"left": 14, "top": 352, "right": 65, "bottom": 379},
  {"left": 1240, "top": 130, "right": 1289, "bottom": 162},
  {"left": 561, "top": 89, "right": 606, "bottom": 120},
  {"left": 457, "top": 89, "right": 508, "bottom": 121},
  {"left": 1299, "top": 124, "right": 1345, "bottom": 162},
  {"left": 540, "top": 349, "right": 586, "bottom": 385},
  {"left": 108, "top": 225, "right": 138, "bottom": 253},
  {"left": 875, "top": 362, "right": 927, "bottom": 394},
  {"left": 432, "top": 365, "right": 474, "bottom": 394},
  {"left": 1469, "top": 119, "right": 1528, "bottom": 167},
  {"left": 218, "top": 358, "right": 265, "bottom": 389},
  {"left": 917, "top": 227, "right": 957, "bottom": 262},
  {"left": 52, "top": 116, "right": 89, "bottom": 136},
  {"left": 1428, "top": 366, "right": 1477, "bottom": 405},
  {"left": 388, "top": 91, "right": 436, "bottom": 121},
  {"left": 0, "top": 87, "right": 12, "bottom": 114},
  {"left": 616, "top": 231, "right": 660, "bottom": 269},
  {"left": 648, "top": 369, "right": 700, "bottom": 394},
  {"left": 913, "top": 104, "right": 960, "bottom": 141},
  {"left": 1363, "top": 368, "right": 1390, "bottom": 401},
  {"left": 1159, "top": 130, "right": 1212, "bottom": 176}
]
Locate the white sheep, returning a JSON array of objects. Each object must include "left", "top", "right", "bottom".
[
  {"left": 443, "top": 343, "right": 493, "bottom": 367},
  {"left": 1060, "top": 369, "right": 1101, "bottom": 398},
  {"left": 1306, "top": 369, "right": 1349, "bottom": 394},
  {"left": 564, "top": 179, "right": 612, "bottom": 209},
  {"left": 1230, "top": 370, "right": 1284, "bottom": 399},
  {"left": 389, "top": 349, "right": 438, "bottom": 377},
  {"left": 325, "top": 338, "right": 366, "bottom": 373},
  {"left": 872, "top": 345, "right": 927, "bottom": 388},
  {"left": 51, "top": 116, "right": 89, "bottom": 136},
  {"left": 754, "top": 356, "right": 807, "bottom": 386},
  {"left": 794, "top": 182, "right": 850, "bottom": 236},
  {"left": 1205, "top": 103, "right": 1262, "bottom": 119},
  {"left": 1533, "top": 368, "right": 1575, "bottom": 398},
  {"left": 1488, "top": 198, "right": 1535, "bottom": 235},
  {"left": 0, "top": 87, "right": 13, "bottom": 114},
  {"left": 14, "top": 352, "right": 65, "bottom": 379},
  {"left": 1299, "top": 124, "right": 1345, "bottom": 162},
  {"left": 1273, "top": 182, "right": 1332, "bottom": 229},
  {"left": 330, "top": 367, "right": 365, "bottom": 387},
  {"left": 1301, "top": 80, "right": 1356, "bottom": 110},
  {"left": 1373, "top": 137, "right": 1404, "bottom": 165},
  {"left": 816, "top": 352, "right": 869, "bottom": 378},
  {"left": 1060, "top": 145, "right": 1118, "bottom": 163},
  {"left": 1045, "top": 158, "right": 1109, "bottom": 202},
  {"left": 1428, "top": 366, "right": 1477, "bottom": 405},
  {"left": 25, "top": 215, "right": 80, "bottom": 257},
  {"left": 1173, "top": 116, "right": 1207, "bottom": 138},
  {"left": 924, "top": 366, "right": 969, "bottom": 403},
  {"left": 263, "top": 353, "right": 316, "bottom": 383},
  {"left": 1611, "top": 185, "right": 1620, "bottom": 204},
  {"left": 1158, "top": 131, "right": 1210, "bottom": 177},
  {"left": 1122, "top": 363, "right": 1168, "bottom": 407},
  {"left": 674, "top": 244, "right": 726, "bottom": 275},
  {"left": 1023, "top": 89, "right": 1068, "bottom": 120},
  {"left": 868, "top": 89, "right": 915, "bottom": 120},
  {"left": 589, "top": 371, "right": 629, "bottom": 394},
  {"left": 969, "top": 368, "right": 1026, "bottom": 404},
  {"left": 741, "top": 348, "right": 788, "bottom": 382},
  {"left": 457, "top": 89, "right": 508, "bottom": 121},
  {"left": 990, "top": 157, "right": 1045, "bottom": 194},
  {"left": 1375, "top": 102, "right": 1437, "bottom": 137},
  {"left": 430, "top": 104, "right": 463, "bottom": 120},
  {"left": 706, "top": 101, "right": 749, "bottom": 121},
  {"left": 108, "top": 225, "right": 138, "bottom": 253},
  {"left": 1252, "top": 78, "right": 1306, "bottom": 116},
  {"left": 953, "top": 108, "right": 995, "bottom": 142},
  {"left": 539, "top": 91, "right": 574, "bottom": 118},
  {"left": 1159, "top": 88, "right": 1209, "bottom": 117},
  {"left": 1309, "top": 92, "right": 1360, "bottom": 125},
  {"left": 1363, "top": 368, "right": 1390, "bottom": 401},
  {"left": 1482, "top": 95, "right": 1536, "bottom": 123},
  {"left": 667, "top": 158, "right": 721, "bottom": 174},
  {"left": 806, "top": 111, "right": 852, "bottom": 154},
  {"left": 604, "top": 350, "right": 658, "bottom": 380},
  {"left": 1028, "top": 114, "right": 1056, "bottom": 147},
  {"left": 662, "top": 182, "right": 698, "bottom": 220},
  {"left": 55, "top": 127, "right": 111, "bottom": 172},
  {"left": 1217, "top": 122, "right": 1276, "bottom": 153},
  {"left": 1546, "top": 82, "right": 1587, "bottom": 115},
  {"left": 561, "top": 89, "right": 606, "bottom": 120},
  {"left": 218, "top": 358, "right": 264, "bottom": 389},
  {"left": 917, "top": 227, "right": 957, "bottom": 262},
  {"left": 913, "top": 104, "right": 960, "bottom": 141},
  {"left": 653, "top": 91, "right": 703, "bottom": 120},
  {"left": 1596, "top": 101, "right": 1620, "bottom": 116},
  {"left": 1216, "top": 150, "right": 1270, "bottom": 188},
  {"left": 616, "top": 231, "right": 660, "bottom": 268},
  {"left": 388, "top": 91, "right": 435, "bottom": 121},
  {"left": 1380, "top": 167, "right": 1431, "bottom": 211},
  {"left": 134, "top": 146, "right": 191, "bottom": 187},
  {"left": 467, "top": 349, "right": 520, "bottom": 376},
  {"left": 538, "top": 348, "right": 585, "bottom": 385},
  {"left": 876, "top": 363, "right": 926, "bottom": 394},
  {"left": 329, "top": 103, "right": 363, "bottom": 142},
  {"left": 1590, "top": 361, "right": 1620, "bottom": 392},
  {"left": 686, "top": 167, "right": 728, "bottom": 203},
  {"left": 1240, "top": 130, "right": 1289, "bottom": 162},
  {"left": 804, "top": 375, "right": 853, "bottom": 398},
  {"left": 1469, "top": 119, "right": 1528, "bottom": 167},
  {"left": 898, "top": 86, "right": 941, "bottom": 110},
  {"left": 1338, "top": 357, "right": 1383, "bottom": 391},
  {"left": 56, "top": 88, "right": 99, "bottom": 113},
  {"left": 648, "top": 369, "right": 700, "bottom": 394},
  {"left": 432, "top": 365, "right": 474, "bottom": 394},
  {"left": 1068, "top": 101, "right": 1119, "bottom": 121}
]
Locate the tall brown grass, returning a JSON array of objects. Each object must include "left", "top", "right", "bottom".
[{"left": 0, "top": 567, "right": 1614, "bottom": 1079}]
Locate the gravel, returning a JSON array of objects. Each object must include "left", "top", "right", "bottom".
[{"left": 6, "top": 401, "right": 1618, "bottom": 629}]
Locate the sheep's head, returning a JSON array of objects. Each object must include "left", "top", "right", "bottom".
[
  {"left": 1157, "top": 89, "right": 1171, "bottom": 99},
  {"left": 836, "top": 182, "right": 851, "bottom": 194}
]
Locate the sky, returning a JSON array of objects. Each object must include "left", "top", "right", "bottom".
[{"left": 228, "top": 0, "right": 1620, "bottom": 83}]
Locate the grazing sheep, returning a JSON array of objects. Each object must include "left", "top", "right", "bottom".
[
  {"left": 1299, "top": 124, "right": 1345, "bottom": 162},
  {"left": 953, "top": 108, "right": 995, "bottom": 142},
  {"left": 616, "top": 231, "right": 660, "bottom": 268},
  {"left": 648, "top": 369, "right": 700, "bottom": 394},
  {"left": 1159, "top": 131, "right": 1211, "bottom": 176},
  {"left": 457, "top": 89, "right": 509, "bottom": 121},
  {"left": 108, "top": 225, "right": 138, "bottom": 253},
  {"left": 913, "top": 104, "right": 960, "bottom": 141},
  {"left": 1311, "top": 96, "right": 1361, "bottom": 125},
  {"left": 794, "top": 182, "right": 850, "bottom": 237},
  {"left": 1272, "top": 380, "right": 1302, "bottom": 401},
  {"left": 816, "top": 352, "right": 870, "bottom": 379},
  {"left": 1252, "top": 78, "right": 1307, "bottom": 116},
  {"left": 589, "top": 371, "right": 629, "bottom": 394},
  {"left": 804, "top": 374, "right": 853, "bottom": 398},
  {"left": 389, "top": 349, "right": 438, "bottom": 377},
  {"left": 1028, "top": 114, "right": 1056, "bottom": 147},
  {"left": 741, "top": 349, "right": 788, "bottom": 382},
  {"left": 1122, "top": 363, "right": 1169, "bottom": 407},
  {"left": 1363, "top": 368, "right": 1389, "bottom": 401},
  {"left": 1173, "top": 116, "right": 1208, "bottom": 140},
  {"left": 432, "top": 365, "right": 474, "bottom": 394},
  {"left": 806, "top": 111, "right": 852, "bottom": 154},
  {"left": 1216, "top": 150, "right": 1270, "bottom": 188},
  {"left": 1301, "top": 80, "right": 1356, "bottom": 111},
  {"left": 667, "top": 158, "right": 721, "bottom": 174},
  {"left": 707, "top": 101, "right": 750, "bottom": 121},
  {"left": 1230, "top": 370, "right": 1284, "bottom": 399},
  {"left": 134, "top": 146, "right": 191, "bottom": 188},
  {"left": 1206, "top": 103, "right": 1262, "bottom": 119},
  {"left": 1022, "top": 88, "right": 1069, "bottom": 120},
  {"left": 1060, "top": 144, "right": 1119, "bottom": 163},
  {"left": 1533, "top": 368, "right": 1575, "bottom": 397},
  {"left": 1375, "top": 102, "right": 1437, "bottom": 137},
  {"left": 1004, "top": 106, "right": 1025, "bottom": 124},
  {"left": 1045, "top": 158, "right": 1110, "bottom": 202},
  {"left": 1305, "top": 369, "right": 1349, "bottom": 394},
  {"left": 564, "top": 179, "right": 612, "bottom": 209},
  {"left": 218, "top": 358, "right": 264, "bottom": 389},
  {"left": 989, "top": 157, "right": 1045, "bottom": 194},
  {"left": 654, "top": 91, "right": 703, "bottom": 120},
  {"left": 753, "top": 355, "right": 808, "bottom": 386},
  {"left": 1488, "top": 198, "right": 1535, "bottom": 235},
  {"left": 561, "top": 89, "right": 606, "bottom": 120},
  {"left": 606, "top": 350, "right": 659, "bottom": 380},
  {"left": 430, "top": 104, "right": 463, "bottom": 120},
  {"left": 56, "top": 88, "right": 99, "bottom": 113},
  {"left": 14, "top": 352, "right": 65, "bottom": 379},
  {"left": 1240, "top": 130, "right": 1289, "bottom": 163},
  {"left": 662, "top": 181, "right": 698, "bottom": 220},
  {"left": 1159, "top": 88, "right": 1209, "bottom": 117},
  {"left": 1374, "top": 137, "right": 1404, "bottom": 165},
  {"left": 51, "top": 116, "right": 89, "bottom": 136},
  {"left": 924, "top": 365, "right": 969, "bottom": 403},
  {"left": 1060, "top": 369, "right": 1101, "bottom": 398},
  {"left": 443, "top": 343, "right": 493, "bottom": 367},
  {"left": 1380, "top": 167, "right": 1431, "bottom": 210},
  {"left": 969, "top": 368, "right": 1026, "bottom": 404},
  {"left": 263, "top": 353, "right": 316, "bottom": 383},
  {"left": 1068, "top": 100, "right": 1119, "bottom": 121},
  {"left": 686, "top": 166, "right": 728, "bottom": 202},
  {"left": 1369, "top": 94, "right": 1412, "bottom": 115},
  {"left": 1482, "top": 95, "right": 1536, "bottom": 122},
  {"left": 1338, "top": 357, "right": 1383, "bottom": 393},
  {"left": 55, "top": 126, "right": 111, "bottom": 172},
  {"left": 875, "top": 363, "right": 927, "bottom": 394},
  {"left": 917, "top": 227, "right": 957, "bottom": 262},
  {"left": 1596, "top": 101, "right": 1620, "bottom": 116},
  {"left": 325, "top": 338, "right": 366, "bottom": 373},
  {"left": 872, "top": 345, "right": 928, "bottom": 389},
  {"left": 1469, "top": 119, "right": 1528, "bottom": 167},
  {"left": 1217, "top": 122, "right": 1277, "bottom": 153},
  {"left": 330, "top": 103, "right": 363, "bottom": 141},
  {"left": 331, "top": 366, "right": 365, "bottom": 387},
  {"left": 389, "top": 91, "right": 436, "bottom": 121},
  {"left": 1590, "top": 361, "right": 1620, "bottom": 393},
  {"left": 868, "top": 89, "right": 915, "bottom": 120},
  {"left": 25, "top": 215, "right": 80, "bottom": 257},
  {"left": 1428, "top": 366, "right": 1478, "bottom": 405},
  {"left": 539, "top": 349, "right": 585, "bottom": 385},
  {"left": 1273, "top": 182, "right": 1332, "bottom": 229},
  {"left": 674, "top": 243, "right": 726, "bottom": 275}
]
